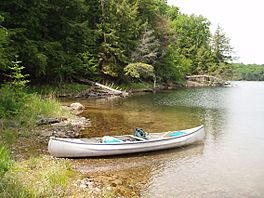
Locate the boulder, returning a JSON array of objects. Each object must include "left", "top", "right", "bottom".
[{"left": 70, "top": 102, "right": 85, "bottom": 111}]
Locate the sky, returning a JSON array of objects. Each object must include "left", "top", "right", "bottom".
[{"left": 167, "top": 0, "right": 264, "bottom": 64}]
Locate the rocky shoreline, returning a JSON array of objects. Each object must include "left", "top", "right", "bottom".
[{"left": 37, "top": 102, "right": 91, "bottom": 139}]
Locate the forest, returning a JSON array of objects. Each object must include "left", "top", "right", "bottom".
[
  {"left": 232, "top": 63, "right": 264, "bottom": 81},
  {"left": 0, "top": 0, "right": 234, "bottom": 86}
]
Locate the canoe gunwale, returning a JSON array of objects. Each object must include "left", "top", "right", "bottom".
[{"left": 49, "top": 125, "right": 204, "bottom": 146}]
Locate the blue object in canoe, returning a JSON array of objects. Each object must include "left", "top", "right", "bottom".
[
  {"left": 102, "top": 136, "right": 123, "bottom": 143},
  {"left": 168, "top": 131, "right": 186, "bottom": 137}
]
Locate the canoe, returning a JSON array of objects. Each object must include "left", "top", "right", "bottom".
[{"left": 48, "top": 125, "right": 204, "bottom": 158}]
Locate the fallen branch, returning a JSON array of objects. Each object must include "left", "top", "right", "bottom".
[{"left": 73, "top": 76, "right": 128, "bottom": 97}]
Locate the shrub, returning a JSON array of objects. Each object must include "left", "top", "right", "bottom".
[{"left": 0, "top": 85, "right": 27, "bottom": 118}]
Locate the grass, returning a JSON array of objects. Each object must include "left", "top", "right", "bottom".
[
  {"left": 0, "top": 143, "right": 13, "bottom": 177},
  {"left": 0, "top": 157, "right": 79, "bottom": 197},
  {"left": 18, "top": 93, "right": 70, "bottom": 129},
  {"left": 28, "top": 83, "right": 90, "bottom": 96},
  {"left": 0, "top": 85, "right": 70, "bottom": 131},
  {"left": 0, "top": 176, "right": 32, "bottom": 198},
  {"left": 119, "top": 82, "right": 154, "bottom": 90}
]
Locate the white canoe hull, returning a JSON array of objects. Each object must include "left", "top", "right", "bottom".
[{"left": 48, "top": 125, "right": 204, "bottom": 158}]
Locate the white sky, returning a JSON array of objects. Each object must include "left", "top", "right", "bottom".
[{"left": 167, "top": 0, "right": 264, "bottom": 64}]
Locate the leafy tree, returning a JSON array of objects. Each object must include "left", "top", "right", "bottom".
[
  {"left": 124, "top": 62, "right": 154, "bottom": 79},
  {"left": 171, "top": 14, "right": 212, "bottom": 74}
]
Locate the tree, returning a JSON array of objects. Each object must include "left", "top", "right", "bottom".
[
  {"left": 211, "top": 25, "right": 233, "bottom": 64},
  {"left": 0, "top": 0, "right": 236, "bottom": 85},
  {"left": 124, "top": 62, "right": 157, "bottom": 88},
  {"left": 0, "top": 15, "right": 13, "bottom": 83},
  {"left": 124, "top": 62, "right": 154, "bottom": 79},
  {"left": 0, "top": 0, "right": 98, "bottom": 83},
  {"left": 130, "top": 25, "right": 160, "bottom": 64},
  {"left": 98, "top": 0, "right": 141, "bottom": 78},
  {"left": 210, "top": 25, "right": 234, "bottom": 78},
  {"left": 171, "top": 14, "right": 212, "bottom": 74}
]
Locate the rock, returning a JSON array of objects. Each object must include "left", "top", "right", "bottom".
[
  {"left": 70, "top": 102, "right": 85, "bottom": 111},
  {"left": 186, "top": 81, "right": 205, "bottom": 87},
  {"left": 36, "top": 103, "right": 91, "bottom": 139},
  {"left": 36, "top": 116, "right": 60, "bottom": 126},
  {"left": 37, "top": 115, "right": 91, "bottom": 138}
]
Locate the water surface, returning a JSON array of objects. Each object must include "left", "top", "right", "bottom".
[{"left": 70, "top": 81, "right": 264, "bottom": 197}]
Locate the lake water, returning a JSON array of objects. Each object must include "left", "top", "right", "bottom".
[{"left": 73, "top": 81, "right": 264, "bottom": 197}]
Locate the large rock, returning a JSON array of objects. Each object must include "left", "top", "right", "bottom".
[
  {"left": 70, "top": 102, "right": 85, "bottom": 111},
  {"left": 36, "top": 117, "right": 61, "bottom": 126}
]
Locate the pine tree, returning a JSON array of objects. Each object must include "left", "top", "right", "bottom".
[{"left": 211, "top": 25, "right": 233, "bottom": 64}]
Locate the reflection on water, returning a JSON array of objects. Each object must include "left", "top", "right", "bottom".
[{"left": 64, "top": 82, "right": 264, "bottom": 197}]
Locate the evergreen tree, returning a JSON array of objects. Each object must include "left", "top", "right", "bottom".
[
  {"left": 210, "top": 25, "right": 234, "bottom": 78},
  {"left": 98, "top": 0, "right": 141, "bottom": 78},
  {"left": 211, "top": 25, "right": 233, "bottom": 64},
  {"left": 0, "top": 15, "right": 10, "bottom": 82}
]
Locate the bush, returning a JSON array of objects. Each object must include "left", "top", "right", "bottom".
[
  {"left": 0, "top": 84, "right": 68, "bottom": 129},
  {"left": 0, "top": 85, "right": 27, "bottom": 118}
]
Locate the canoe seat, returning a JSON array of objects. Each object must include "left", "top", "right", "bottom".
[
  {"left": 167, "top": 131, "right": 186, "bottom": 137},
  {"left": 102, "top": 136, "right": 123, "bottom": 143}
]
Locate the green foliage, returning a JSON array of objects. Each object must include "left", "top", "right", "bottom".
[
  {"left": 42, "top": 161, "right": 73, "bottom": 189},
  {"left": 0, "top": 128, "right": 19, "bottom": 145},
  {"left": 0, "top": 85, "right": 27, "bottom": 118},
  {"left": 9, "top": 60, "right": 29, "bottom": 89},
  {"left": 211, "top": 25, "right": 233, "bottom": 64},
  {"left": 124, "top": 62, "right": 154, "bottom": 79},
  {"left": 0, "top": 143, "right": 12, "bottom": 177},
  {"left": 28, "top": 83, "right": 89, "bottom": 96},
  {"left": 0, "top": 14, "right": 13, "bottom": 82},
  {"left": 171, "top": 14, "right": 212, "bottom": 74},
  {"left": 119, "top": 82, "right": 153, "bottom": 90},
  {"left": 0, "top": 158, "right": 76, "bottom": 198},
  {"left": 0, "top": 85, "right": 68, "bottom": 128},
  {"left": 18, "top": 94, "right": 68, "bottom": 128},
  {"left": 98, "top": 0, "right": 141, "bottom": 77},
  {"left": 232, "top": 63, "right": 264, "bottom": 81},
  {"left": 0, "top": 175, "right": 32, "bottom": 198},
  {"left": 0, "top": 0, "right": 235, "bottom": 85}
]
